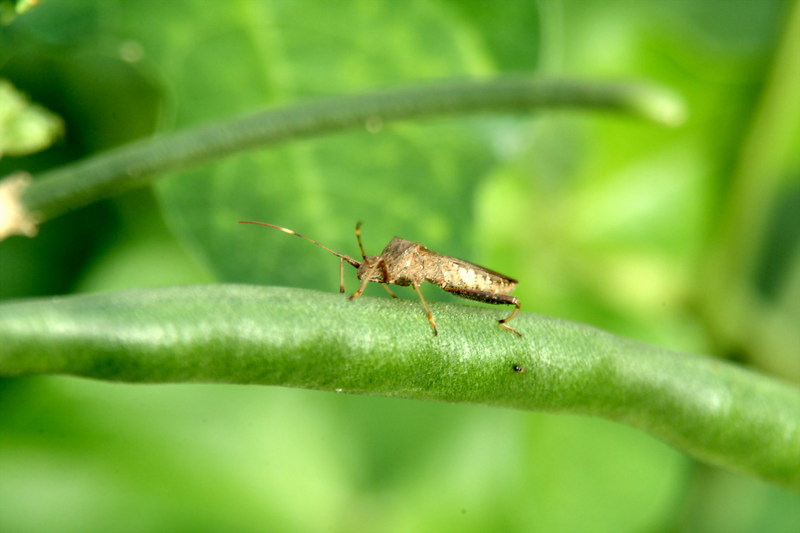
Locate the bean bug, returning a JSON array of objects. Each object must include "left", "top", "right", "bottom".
[{"left": 239, "top": 220, "right": 522, "bottom": 337}]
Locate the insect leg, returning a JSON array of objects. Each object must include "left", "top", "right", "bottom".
[
  {"left": 498, "top": 301, "right": 522, "bottom": 336},
  {"left": 442, "top": 288, "right": 522, "bottom": 336},
  {"left": 381, "top": 284, "right": 399, "bottom": 298},
  {"left": 338, "top": 257, "right": 345, "bottom": 293},
  {"left": 349, "top": 263, "right": 379, "bottom": 301},
  {"left": 412, "top": 284, "right": 438, "bottom": 337},
  {"left": 349, "top": 276, "right": 371, "bottom": 301},
  {"left": 378, "top": 261, "right": 398, "bottom": 298}
]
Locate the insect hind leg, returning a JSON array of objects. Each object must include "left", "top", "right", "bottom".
[
  {"left": 443, "top": 287, "right": 522, "bottom": 337},
  {"left": 498, "top": 301, "right": 522, "bottom": 336}
]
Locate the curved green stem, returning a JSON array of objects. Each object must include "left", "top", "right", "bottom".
[
  {"left": 1, "top": 285, "right": 797, "bottom": 490},
  {"left": 20, "top": 78, "right": 683, "bottom": 224}
]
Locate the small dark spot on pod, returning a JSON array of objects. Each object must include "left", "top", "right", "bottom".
[{"left": 512, "top": 364, "right": 525, "bottom": 373}]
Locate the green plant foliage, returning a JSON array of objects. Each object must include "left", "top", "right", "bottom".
[
  {"left": 0, "top": 80, "right": 62, "bottom": 157},
  {"left": 3, "top": 0, "right": 800, "bottom": 531}
]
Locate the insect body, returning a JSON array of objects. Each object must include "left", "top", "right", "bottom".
[{"left": 239, "top": 221, "right": 522, "bottom": 337}]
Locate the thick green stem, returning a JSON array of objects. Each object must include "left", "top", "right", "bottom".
[
  {"left": 1, "top": 285, "right": 797, "bottom": 490},
  {"left": 19, "top": 78, "right": 683, "bottom": 224}
]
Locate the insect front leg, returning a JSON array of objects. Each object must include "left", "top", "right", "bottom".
[
  {"left": 338, "top": 257, "right": 345, "bottom": 293},
  {"left": 349, "top": 274, "right": 372, "bottom": 301},
  {"left": 443, "top": 287, "right": 522, "bottom": 337},
  {"left": 349, "top": 262, "right": 381, "bottom": 301}
]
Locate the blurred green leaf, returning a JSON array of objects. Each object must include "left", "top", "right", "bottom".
[
  {"left": 95, "top": 1, "right": 674, "bottom": 291},
  {"left": 0, "top": 0, "right": 40, "bottom": 25},
  {"left": 114, "top": 1, "right": 496, "bottom": 288},
  {"left": 0, "top": 79, "right": 62, "bottom": 157}
]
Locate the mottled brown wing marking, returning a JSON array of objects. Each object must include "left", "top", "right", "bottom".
[
  {"left": 424, "top": 251, "right": 517, "bottom": 294},
  {"left": 418, "top": 245, "right": 517, "bottom": 283}
]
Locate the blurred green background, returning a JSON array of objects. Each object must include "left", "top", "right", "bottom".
[{"left": 2, "top": 1, "right": 800, "bottom": 531}]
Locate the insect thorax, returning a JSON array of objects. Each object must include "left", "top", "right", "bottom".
[{"left": 357, "top": 257, "right": 387, "bottom": 282}]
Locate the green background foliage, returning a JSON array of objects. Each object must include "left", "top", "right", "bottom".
[{"left": 2, "top": 1, "right": 799, "bottom": 532}]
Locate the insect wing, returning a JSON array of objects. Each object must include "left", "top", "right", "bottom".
[
  {"left": 429, "top": 250, "right": 518, "bottom": 284},
  {"left": 419, "top": 246, "right": 518, "bottom": 294}
]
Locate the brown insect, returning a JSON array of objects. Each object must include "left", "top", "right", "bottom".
[{"left": 239, "top": 221, "right": 522, "bottom": 337}]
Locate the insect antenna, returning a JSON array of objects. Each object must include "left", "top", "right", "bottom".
[
  {"left": 239, "top": 221, "right": 361, "bottom": 268},
  {"left": 354, "top": 221, "right": 369, "bottom": 260}
]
